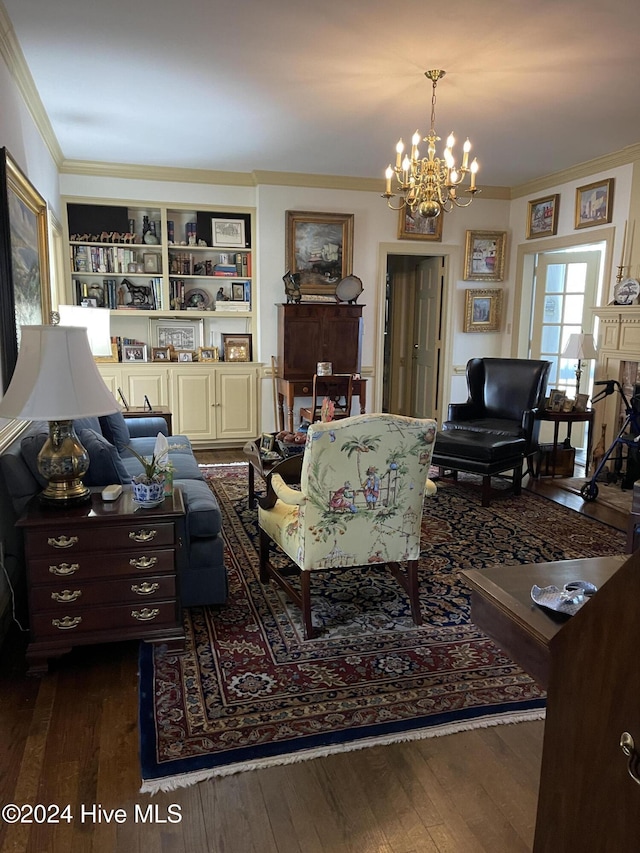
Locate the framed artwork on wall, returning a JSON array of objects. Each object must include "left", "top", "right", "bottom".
[
  {"left": 285, "top": 210, "right": 354, "bottom": 297},
  {"left": 150, "top": 318, "right": 204, "bottom": 351},
  {"left": 463, "top": 230, "right": 507, "bottom": 282},
  {"left": 463, "top": 288, "right": 503, "bottom": 333},
  {"left": 0, "top": 147, "right": 51, "bottom": 393},
  {"left": 575, "top": 178, "right": 614, "bottom": 229},
  {"left": 527, "top": 194, "right": 560, "bottom": 239},
  {"left": 397, "top": 207, "right": 443, "bottom": 241},
  {"left": 221, "top": 333, "right": 252, "bottom": 363}
]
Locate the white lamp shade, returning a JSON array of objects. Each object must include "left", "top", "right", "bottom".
[
  {"left": 0, "top": 325, "right": 119, "bottom": 420},
  {"left": 57, "top": 305, "right": 112, "bottom": 356},
  {"left": 562, "top": 333, "right": 597, "bottom": 360}
]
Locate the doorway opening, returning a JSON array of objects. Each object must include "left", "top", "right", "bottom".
[{"left": 383, "top": 253, "right": 445, "bottom": 423}]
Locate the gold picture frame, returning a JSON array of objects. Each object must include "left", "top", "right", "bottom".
[
  {"left": 463, "top": 230, "right": 506, "bottom": 282},
  {"left": 285, "top": 210, "right": 354, "bottom": 297},
  {"left": 198, "top": 347, "right": 219, "bottom": 362},
  {"left": 526, "top": 194, "right": 560, "bottom": 239},
  {"left": 151, "top": 346, "right": 171, "bottom": 362},
  {"left": 575, "top": 178, "right": 614, "bottom": 229},
  {"left": 221, "top": 333, "right": 252, "bottom": 363},
  {"left": 94, "top": 341, "right": 119, "bottom": 363},
  {"left": 463, "top": 288, "right": 503, "bottom": 333},
  {"left": 0, "top": 147, "right": 51, "bottom": 393},
  {"left": 397, "top": 207, "right": 443, "bottom": 241}
]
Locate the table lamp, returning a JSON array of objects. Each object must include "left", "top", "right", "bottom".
[
  {"left": 0, "top": 325, "right": 119, "bottom": 505},
  {"left": 562, "top": 333, "right": 597, "bottom": 400}
]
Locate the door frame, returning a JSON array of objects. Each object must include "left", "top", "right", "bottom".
[
  {"left": 510, "top": 227, "right": 614, "bottom": 359},
  {"left": 375, "top": 241, "right": 455, "bottom": 425}
]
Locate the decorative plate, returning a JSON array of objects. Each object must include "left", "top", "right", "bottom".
[
  {"left": 336, "top": 275, "right": 363, "bottom": 303},
  {"left": 184, "top": 288, "right": 210, "bottom": 309},
  {"left": 531, "top": 580, "right": 597, "bottom": 616},
  {"left": 613, "top": 277, "right": 640, "bottom": 305}
]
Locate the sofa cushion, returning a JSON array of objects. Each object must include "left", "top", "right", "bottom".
[
  {"left": 21, "top": 428, "right": 130, "bottom": 488},
  {"left": 99, "top": 411, "right": 131, "bottom": 451},
  {"left": 176, "top": 478, "right": 223, "bottom": 538}
]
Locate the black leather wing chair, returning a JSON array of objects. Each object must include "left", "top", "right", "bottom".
[
  {"left": 443, "top": 357, "right": 552, "bottom": 460},
  {"left": 432, "top": 357, "right": 552, "bottom": 505}
]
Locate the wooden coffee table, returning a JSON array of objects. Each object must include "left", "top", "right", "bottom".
[{"left": 461, "top": 554, "right": 627, "bottom": 689}]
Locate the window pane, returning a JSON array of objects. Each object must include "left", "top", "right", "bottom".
[
  {"left": 563, "top": 294, "right": 584, "bottom": 323},
  {"left": 566, "top": 263, "right": 587, "bottom": 293},
  {"left": 541, "top": 325, "right": 560, "bottom": 353},
  {"left": 544, "top": 294, "right": 562, "bottom": 322},
  {"left": 546, "top": 355, "right": 559, "bottom": 385},
  {"left": 546, "top": 265, "right": 564, "bottom": 293}
]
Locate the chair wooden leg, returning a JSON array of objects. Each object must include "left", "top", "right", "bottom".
[
  {"left": 300, "top": 570, "right": 314, "bottom": 639},
  {"left": 258, "top": 527, "right": 271, "bottom": 582},
  {"left": 513, "top": 462, "right": 523, "bottom": 495},
  {"left": 387, "top": 561, "right": 422, "bottom": 626}
]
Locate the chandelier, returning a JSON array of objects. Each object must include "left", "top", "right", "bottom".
[{"left": 382, "top": 70, "right": 479, "bottom": 219}]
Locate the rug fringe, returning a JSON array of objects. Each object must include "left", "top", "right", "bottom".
[{"left": 140, "top": 707, "right": 546, "bottom": 794}]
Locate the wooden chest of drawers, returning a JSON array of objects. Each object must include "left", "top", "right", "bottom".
[{"left": 17, "top": 487, "right": 186, "bottom": 674}]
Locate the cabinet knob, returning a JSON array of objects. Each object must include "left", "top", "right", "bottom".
[
  {"left": 129, "top": 556, "right": 158, "bottom": 570},
  {"left": 620, "top": 732, "right": 640, "bottom": 786},
  {"left": 131, "top": 608, "right": 160, "bottom": 621},
  {"left": 129, "top": 528, "right": 157, "bottom": 543},
  {"left": 52, "top": 616, "right": 82, "bottom": 630},
  {"left": 51, "top": 589, "right": 82, "bottom": 603},
  {"left": 49, "top": 563, "right": 80, "bottom": 577},
  {"left": 47, "top": 535, "right": 79, "bottom": 549},
  {"left": 131, "top": 582, "right": 160, "bottom": 596}
]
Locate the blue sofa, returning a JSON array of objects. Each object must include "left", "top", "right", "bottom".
[{"left": 0, "top": 411, "right": 227, "bottom": 630}]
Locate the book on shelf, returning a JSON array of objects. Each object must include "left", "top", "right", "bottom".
[{"left": 234, "top": 252, "right": 251, "bottom": 276}]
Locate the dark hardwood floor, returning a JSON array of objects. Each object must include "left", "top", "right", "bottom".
[{"left": 0, "top": 461, "right": 628, "bottom": 853}]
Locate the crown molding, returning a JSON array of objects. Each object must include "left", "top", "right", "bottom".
[
  {"left": 511, "top": 143, "right": 640, "bottom": 199},
  {"left": 59, "top": 159, "right": 255, "bottom": 186},
  {"left": 0, "top": 3, "right": 63, "bottom": 167}
]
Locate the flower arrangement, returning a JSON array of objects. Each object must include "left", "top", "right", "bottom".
[{"left": 127, "top": 433, "right": 173, "bottom": 506}]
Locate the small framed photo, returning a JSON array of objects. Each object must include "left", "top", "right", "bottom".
[
  {"left": 575, "top": 178, "right": 614, "bottom": 229},
  {"left": 397, "top": 207, "right": 443, "bottom": 241},
  {"left": 211, "top": 217, "right": 246, "bottom": 248},
  {"left": 463, "top": 288, "right": 503, "bottom": 333},
  {"left": 463, "top": 231, "right": 507, "bottom": 281},
  {"left": 122, "top": 344, "right": 147, "bottom": 362},
  {"left": 198, "top": 347, "right": 219, "bottom": 362},
  {"left": 527, "top": 194, "right": 560, "bottom": 239},
  {"left": 221, "top": 333, "right": 252, "bottom": 362},
  {"left": 176, "top": 350, "right": 194, "bottom": 362},
  {"left": 574, "top": 393, "right": 589, "bottom": 412},
  {"left": 143, "top": 252, "right": 160, "bottom": 273},
  {"left": 548, "top": 389, "right": 566, "bottom": 412},
  {"left": 151, "top": 346, "right": 171, "bottom": 362},
  {"left": 260, "top": 432, "right": 275, "bottom": 453},
  {"left": 232, "top": 282, "right": 245, "bottom": 301}
]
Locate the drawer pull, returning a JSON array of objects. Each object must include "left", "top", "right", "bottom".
[
  {"left": 131, "top": 607, "right": 160, "bottom": 621},
  {"left": 52, "top": 616, "right": 82, "bottom": 630},
  {"left": 49, "top": 563, "right": 80, "bottom": 577},
  {"left": 129, "top": 528, "right": 157, "bottom": 543},
  {"left": 131, "top": 582, "right": 160, "bottom": 596},
  {"left": 129, "top": 556, "right": 158, "bottom": 570},
  {"left": 47, "top": 535, "right": 78, "bottom": 549},
  {"left": 51, "top": 589, "right": 82, "bottom": 603},
  {"left": 620, "top": 732, "right": 640, "bottom": 786}
]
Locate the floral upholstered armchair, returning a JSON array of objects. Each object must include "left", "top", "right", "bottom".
[{"left": 258, "top": 413, "right": 438, "bottom": 639}]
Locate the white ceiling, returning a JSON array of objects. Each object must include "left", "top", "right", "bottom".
[{"left": 4, "top": 0, "right": 640, "bottom": 190}]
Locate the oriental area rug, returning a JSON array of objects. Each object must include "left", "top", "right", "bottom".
[{"left": 139, "top": 465, "right": 626, "bottom": 793}]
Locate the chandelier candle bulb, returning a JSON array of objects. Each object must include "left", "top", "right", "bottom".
[
  {"left": 620, "top": 219, "right": 627, "bottom": 268},
  {"left": 395, "top": 140, "right": 404, "bottom": 168},
  {"left": 462, "top": 138, "right": 471, "bottom": 169}
]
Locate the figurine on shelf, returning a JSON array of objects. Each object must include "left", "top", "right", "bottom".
[
  {"left": 283, "top": 270, "right": 302, "bottom": 304},
  {"left": 216, "top": 287, "right": 230, "bottom": 301}
]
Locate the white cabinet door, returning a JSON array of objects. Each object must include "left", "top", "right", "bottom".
[
  {"left": 170, "top": 367, "right": 217, "bottom": 440},
  {"left": 122, "top": 366, "right": 169, "bottom": 409},
  {"left": 97, "top": 366, "right": 122, "bottom": 397},
  {"left": 216, "top": 368, "right": 258, "bottom": 440}
]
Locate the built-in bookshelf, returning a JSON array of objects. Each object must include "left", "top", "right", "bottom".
[{"left": 62, "top": 198, "right": 256, "bottom": 361}]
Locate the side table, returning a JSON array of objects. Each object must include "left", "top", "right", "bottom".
[
  {"left": 535, "top": 408, "right": 594, "bottom": 478},
  {"left": 123, "top": 405, "right": 173, "bottom": 435},
  {"left": 17, "top": 486, "right": 186, "bottom": 674},
  {"left": 242, "top": 440, "right": 304, "bottom": 508}
]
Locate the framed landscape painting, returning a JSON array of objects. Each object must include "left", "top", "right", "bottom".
[
  {"left": 527, "top": 194, "right": 559, "bottom": 239},
  {"left": 397, "top": 207, "right": 443, "bottom": 241},
  {"left": 285, "top": 210, "right": 353, "bottom": 297},
  {"left": 463, "top": 231, "right": 506, "bottom": 282},
  {"left": 575, "top": 178, "right": 614, "bottom": 229},
  {"left": 463, "top": 288, "right": 503, "bottom": 333},
  {"left": 0, "top": 147, "right": 51, "bottom": 393}
]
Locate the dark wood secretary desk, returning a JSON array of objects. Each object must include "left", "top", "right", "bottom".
[{"left": 276, "top": 303, "right": 367, "bottom": 432}]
